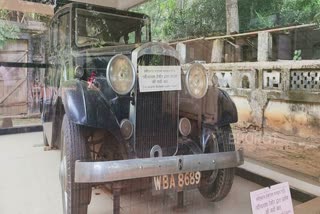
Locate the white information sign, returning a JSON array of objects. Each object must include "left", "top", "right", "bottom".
[
  {"left": 138, "top": 66, "right": 181, "bottom": 92},
  {"left": 250, "top": 182, "right": 294, "bottom": 214}
]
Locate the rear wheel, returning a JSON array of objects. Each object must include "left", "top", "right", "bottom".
[
  {"left": 60, "top": 115, "right": 91, "bottom": 214},
  {"left": 198, "top": 125, "right": 235, "bottom": 202}
]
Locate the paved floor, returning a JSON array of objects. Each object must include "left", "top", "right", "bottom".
[{"left": 0, "top": 132, "right": 298, "bottom": 214}]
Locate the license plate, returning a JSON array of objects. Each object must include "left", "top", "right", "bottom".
[{"left": 152, "top": 171, "right": 201, "bottom": 192}]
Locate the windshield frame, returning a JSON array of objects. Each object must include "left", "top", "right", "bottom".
[{"left": 74, "top": 7, "right": 150, "bottom": 48}]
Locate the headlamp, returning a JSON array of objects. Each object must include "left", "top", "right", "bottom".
[
  {"left": 74, "top": 66, "right": 84, "bottom": 78},
  {"left": 106, "top": 54, "right": 135, "bottom": 95},
  {"left": 185, "top": 63, "right": 208, "bottom": 99}
]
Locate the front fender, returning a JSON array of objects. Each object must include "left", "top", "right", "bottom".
[{"left": 61, "top": 80, "right": 122, "bottom": 138}]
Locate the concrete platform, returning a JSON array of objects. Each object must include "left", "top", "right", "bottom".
[
  {"left": 239, "top": 158, "right": 320, "bottom": 197},
  {"left": 294, "top": 197, "right": 320, "bottom": 214},
  {"left": 0, "top": 132, "right": 301, "bottom": 214}
]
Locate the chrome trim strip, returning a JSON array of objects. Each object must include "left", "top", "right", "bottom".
[
  {"left": 131, "top": 42, "right": 181, "bottom": 70},
  {"left": 74, "top": 150, "right": 244, "bottom": 183}
]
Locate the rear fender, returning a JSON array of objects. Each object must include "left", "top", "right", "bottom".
[
  {"left": 216, "top": 89, "right": 238, "bottom": 126},
  {"left": 203, "top": 86, "right": 238, "bottom": 127}
]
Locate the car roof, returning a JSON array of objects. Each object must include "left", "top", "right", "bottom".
[{"left": 54, "top": 2, "right": 148, "bottom": 20}]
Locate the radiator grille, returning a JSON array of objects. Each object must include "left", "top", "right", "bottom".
[{"left": 135, "top": 54, "right": 179, "bottom": 158}]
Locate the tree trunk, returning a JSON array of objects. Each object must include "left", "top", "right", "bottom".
[
  {"left": 226, "top": 0, "right": 239, "bottom": 35},
  {"left": 211, "top": 39, "right": 224, "bottom": 63}
]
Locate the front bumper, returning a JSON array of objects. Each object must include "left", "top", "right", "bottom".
[{"left": 74, "top": 150, "right": 244, "bottom": 183}]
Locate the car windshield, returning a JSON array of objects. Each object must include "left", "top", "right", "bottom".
[{"left": 75, "top": 8, "right": 149, "bottom": 47}]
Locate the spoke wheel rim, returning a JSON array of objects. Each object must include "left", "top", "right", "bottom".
[{"left": 204, "top": 133, "right": 220, "bottom": 184}]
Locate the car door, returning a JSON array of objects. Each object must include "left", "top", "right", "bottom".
[{"left": 42, "top": 11, "right": 70, "bottom": 147}]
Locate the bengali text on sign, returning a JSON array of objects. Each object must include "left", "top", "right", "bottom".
[
  {"left": 138, "top": 66, "right": 181, "bottom": 92},
  {"left": 250, "top": 182, "right": 294, "bottom": 214}
]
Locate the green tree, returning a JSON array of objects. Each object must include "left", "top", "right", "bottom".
[
  {"left": 0, "top": 23, "right": 20, "bottom": 48},
  {"left": 0, "top": 10, "right": 20, "bottom": 48},
  {"left": 279, "top": 0, "right": 320, "bottom": 25},
  {"left": 238, "top": 0, "right": 282, "bottom": 30},
  {"left": 133, "top": 0, "right": 320, "bottom": 40},
  {"left": 239, "top": 0, "right": 320, "bottom": 30},
  {"left": 164, "top": 0, "right": 226, "bottom": 40},
  {"left": 133, "top": 0, "right": 225, "bottom": 41},
  {"left": 133, "top": 0, "right": 176, "bottom": 40}
]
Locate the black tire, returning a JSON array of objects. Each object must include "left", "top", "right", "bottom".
[
  {"left": 198, "top": 125, "right": 235, "bottom": 202},
  {"left": 51, "top": 98, "right": 64, "bottom": 149},
  {"left": 51, "top": 116, "right": 62, "bottom": 149},
  {"left": 60, "top": 115, "right": 91, "bottom": 214}
]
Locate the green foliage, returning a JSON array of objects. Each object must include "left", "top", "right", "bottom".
[
  {"left": 0, "top": 21, "right": 20, "bottom": 48},
  {"left": 238, "top": 0, "right": 282, "bottom": 31},
  {"left": 29, "top": 13, "right": 51, "bottom": 24},
  {"left": 279, "top": 0, "right": 320, "bottom": 25},
  {"left": 253, "top": 11, "right": 276, "bottom": 29},
  {"left": 133, "top": 0, "right": 225, "bottom": 41},
  {"left": 240, "top": 0, "right": 320, "bottom": 30},
  {"left": 0, "top": 8, "right": 50, "bottom": 49},
  {"left": 0, "top": 9, "right": 20, "bottom": 48},
  {"left": 0, "top": 9, "right": 10, "bottom": 19},
  {"left": 293, "top": 49, "right": 302, "bottom": 60},
  {"left": 134, "top": 0, "right": 320, "bottom": 40},
  {"left": 163, "top": 0, "right": 226, "bottom": 40},
  {"left": 133, "top": 0, "right": 176, "bottom": 40}
]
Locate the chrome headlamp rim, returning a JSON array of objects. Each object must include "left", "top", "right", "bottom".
[
  {"left": 106, "top": 54, "right": 136, "bottom": 95},
  {"left": 185, "top": 63, "right": 208, "bottom": 99},
  {"left": 179, "top": 117, "right": 192, "bottom": 137},
  {"left": 120, "top": 119, "right": 133, "bottom": 140},
  {"left": 74, "top": 65, "right": 84, "bottom": 79}
]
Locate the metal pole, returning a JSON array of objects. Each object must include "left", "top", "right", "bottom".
[
  {"left": 177, "top": 191, "right": 184, "bottom": 209},
  {"left": 113, "top": 182, "right": 121, "bottom": 214}
]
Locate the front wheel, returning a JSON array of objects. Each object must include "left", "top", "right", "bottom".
[
  {"left": 60, "top": 115, "right": 91, "bottom": 214},
  {"left": 198, "top": 125, "right": 235, "bottom": 202}
]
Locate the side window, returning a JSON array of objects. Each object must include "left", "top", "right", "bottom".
[
  {"left": 135, "top": 29, "right": 141, "bottom": 43},
  {"left": 44, "top": 68, "right": 50, "bottom": 86},
  {"left": 51, "top": 21, "right": 58, "bottom": 52},
  {"left": 128, "top": 31, "right": 135, "bottom": 44},
  {"left": 45, "top": 65, "right": 54, "bottom": 86},
  {"left": 61, "top": 62, "right": 71, "bottom": 82},
  {"left": 58, "top": 13, "right": 70, "bottom": 50},
  {"left": 127, "top": 25, "right": 147, "bottom": 44},
  {"left": 141, "top": 25, "right": 147, "bottom": 42}
]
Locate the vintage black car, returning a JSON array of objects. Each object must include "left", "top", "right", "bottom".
[{"left": 41, "top": 2, "right": 243, "bottom": 214}]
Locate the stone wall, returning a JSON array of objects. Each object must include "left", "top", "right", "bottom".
[
  {"left": 173, "top": 25, "right": 320, "bottom": 179},
  {"left": 183, "top": 60, "right": 320, "bottom": 180},
  {"left": 199, "top": 60, "right": 320, "bottom": 138}
]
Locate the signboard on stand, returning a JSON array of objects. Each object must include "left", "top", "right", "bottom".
[
  {"left": 250, "top": 182, "right": 294, "bottom": 214},
  {"left": 138, "top": 66, "right": 181, "bottom": 92}
]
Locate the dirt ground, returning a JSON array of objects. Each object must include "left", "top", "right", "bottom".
[{"left": 233, "top": 126, "right": 320, "bottom": 182}]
